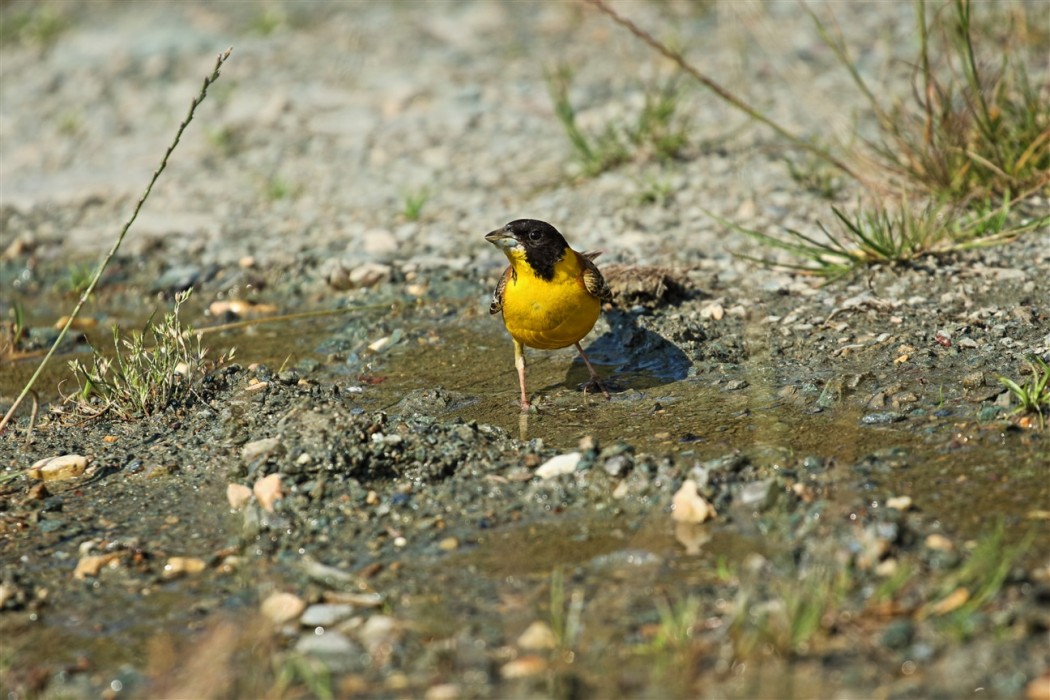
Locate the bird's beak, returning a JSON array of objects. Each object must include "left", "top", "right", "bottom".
[{"left": 485, "top": 229, "right": 518, "bottom": 251}]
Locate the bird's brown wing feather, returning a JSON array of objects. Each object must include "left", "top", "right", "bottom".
[
  {"left": 578, "top": 251, "right": 613, "bottom": 304},
  {"left": 489, "top": 265, "right": 514, "bottom": 315}
]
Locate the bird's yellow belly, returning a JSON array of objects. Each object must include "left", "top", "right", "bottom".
[{"left": 502, "top": 277, "right": 600, "bottom": 350}]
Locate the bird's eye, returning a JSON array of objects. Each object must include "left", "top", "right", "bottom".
[{"left": 527, "top": 230, "right": 543, "bottom": 242}]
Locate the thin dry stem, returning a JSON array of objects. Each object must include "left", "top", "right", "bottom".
[
  {"left": 0, "top": 47, "right": 233, "bottom": 434},
  {"left": 583, "top": 0, "right": 863, "bottom": 183}
]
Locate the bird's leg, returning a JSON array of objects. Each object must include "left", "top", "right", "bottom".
[
  {"left": 574, "top": 342, "right": 610, "bottom": 399},
  {"left": 514, "top": 340, "right": 530, "bottom": 410}
]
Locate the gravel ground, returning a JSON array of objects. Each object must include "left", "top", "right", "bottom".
[{"left": 2, "top": 1, "right": 1049, "bottom": 698}]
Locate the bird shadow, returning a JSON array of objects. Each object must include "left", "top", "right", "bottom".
[{"left": 562, "top": 308, "right": 691, "bottom": 392}]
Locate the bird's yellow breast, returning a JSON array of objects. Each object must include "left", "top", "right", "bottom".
[{"left": 500, "top": 249, "right": 601, "bottom": 350}]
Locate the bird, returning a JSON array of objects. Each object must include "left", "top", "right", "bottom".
[{"left": 485, "top": 219, "right": 613, "bottom": 410}]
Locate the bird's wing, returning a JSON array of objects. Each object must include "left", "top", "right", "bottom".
[
  {"left": 578, "top": 251, "right": 613, "bottom": 304},
  {"left": 489, "top": 265, "right": 514, "bottom": 314}
]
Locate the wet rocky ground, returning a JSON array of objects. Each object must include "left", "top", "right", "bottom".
[{"left": 2, "top": 1, "right": 1049, "bottom": 699}]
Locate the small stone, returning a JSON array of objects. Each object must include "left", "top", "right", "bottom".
[
  {"left": 603, "top": 454, "right": 630, "bottom": 477},
  {"left": 300, "top": 604, "right": 355, "bottom": 628},
  {"left": 874, "top": 558, "right": 899, "bottom": 577},
  {"left": 700, "top": 302, "right": 724, "bottom": 320},
  {"left": 978, "top": 405, "right": 1002, "bottom": 421},
  {"left": 27, "top": 454, "right": 88, "bottom": 481},
  {"left": 368, "top": 336, "right": 393, "bottom": 353},
  {"left": 1024, "top": 672, "right": 1050, "bottom": 700},
  {"left": 961, "top": 371, "right": 985, "bottom": 389},
  {"left": 151, "top": 264, "right": 202, "bottom": 293},
  {"left": 860, "top": 412, "right": 905, "bottom": 425},
  {"left": 438, "top": 537, "right": 459, "bottom": 551},
  {"left": 348, "top": 262, "right": 392, "bottom": 288},
  {"left": 294, "top": 631, "right": 359, "bottom": 669},
  {"left": 886, "top": 495, "right": 913, "bottom": 511},
  {"left": 253, "top": 474, "right": 283, "bottom": 513},
  {"left": 227, "top": 483, "right": 253, "bottom": 509},
  {"left": 241, "top": 437, "right": 282, "bottom": 463},
  {"left": 535, "top": 452, "right": 581, "bottom": 479},
  {"left": 671, "top": 479, "right": 716, "bottom": 524},
  {"left": 322, "top": 591, "right": 383, "bottom": 608},
  {"left": 881, "top": 619, "right": 915, "bottom": 650},
  {"left": 357, "top": 615, "right": 399, "bottom": 653},
  {"left": 737, "top": 479, "right": 776, "bottom": 510},
  {"left": 517, "top": 621, "right": 556, "bottom": 650},
  {"left": 424, "top": 683, "right": 461, "bottom": 700},
  {"left": 163, "top": 557, "right": 207, "bottom": 579},
  {"left": 501, "top": 655, "right": 548, "bottom": 679},
  {"left": 73, "top": 553, "right": 121, "bottom": 580},
  {"left": 208, "top": 300, "right": 278, "bottom": 318},
  {"left": 925, "top": 533, "right": 954, "bottom": 552},
  {"left": 261, "top": 592, "right": 306, "bottom": 625}
]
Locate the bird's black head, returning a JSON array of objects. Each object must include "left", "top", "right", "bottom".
[{"left": 485, "top": 219, "right": 568, "bottom": 281}]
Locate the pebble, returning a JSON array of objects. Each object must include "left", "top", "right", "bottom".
[
  {"left": 253, "top": 473, "right": 283, "bottom": 513},
  {"left": 516, "top": 621, "right": 556, "bottom": 650},
  {"left": 500, "top": 655, "right": 548, "bottom": 679},
  {"left": 362, "top": 228, "right": 398, "bottom": 257},
  {"left": 226, "top": 483, "right": 253, "bottom": 509},
  {"left": 73, "top": 553, "right": 121, "bottom": 580},
  {"left": 737, "top": 479, "right": 776, "bottom": 510},
  {"left": 208, "top": 299, "right": 278, "bottom": 318},
  {"left": 26, "top": 454, "right": 88, "bottom": 481},
  {"left": 603, "top": 454, "right": 631, "bottom": 477},
  {"left": 260, "top": 592, "right": 306, "bottom": 625},
  {"left": 424, "top": 683, "right": 462, "bottom": 700},
  {"left": 535, "top": 452, "right": 581, "bottom": 479},
  {"left": 881, "top": 619, "right": 915, "bottom": 650},
  {"left": 925, "top": 533, "right": 954, "bottom": 552},
  {"left": 322, "top": 591, "right": 383, "bottom": 608},
  {"left": 860, "top": 412, "right": 905, "bottom": 425},
  {"left": 300, "top": 603, "right": 356, "bottom": 628},
  {"left": 241, "top": 438, "right": 282, "bottom": 464},
  {"left": 348, "top": 262, "right": 393, "bottom": 288},
  {"left": 294, "top": 631, "right": 360, "bottom": 671},
  {"left": 671, "top": 479, "right": 716, "bottom": 523},
  {"left": 162, "top": 557, "right": 207, "bottom": 579},
  {"left": 1025, "top": 673, "right": 1050, "bottom": 700},
  {"left": 357, "top": 614, "right": 399, "bottom": 653},
  {"left": 886, "top": 495, "right": 913, "bottom": 511},
  {"left": 150, "top": 264, "right": 202, "bottom": 293}
]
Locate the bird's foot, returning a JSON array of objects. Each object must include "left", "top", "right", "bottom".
[{"left": 581, "top": 377, "right": 611, "bottom": 400}]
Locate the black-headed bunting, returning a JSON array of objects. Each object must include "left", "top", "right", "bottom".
[{"left": 486, "top": 219, "right": 612, "bottom": 410}]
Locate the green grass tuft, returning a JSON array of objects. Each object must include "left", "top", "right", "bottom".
[
  {"left": 67, "top": 290, "right": 234, "bottom": 420},
  {"left": 997, "top": 356, "right": 1050, "bottom": 427},
  {"left": 720, "top": 196, "right": 1048, "bottom": 280},
  {"left": 810, "top": 0, "right": 1050, "bottom": 201},
  {"left": 546, "top": 65, "right": 690, "bottom": 178}
]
